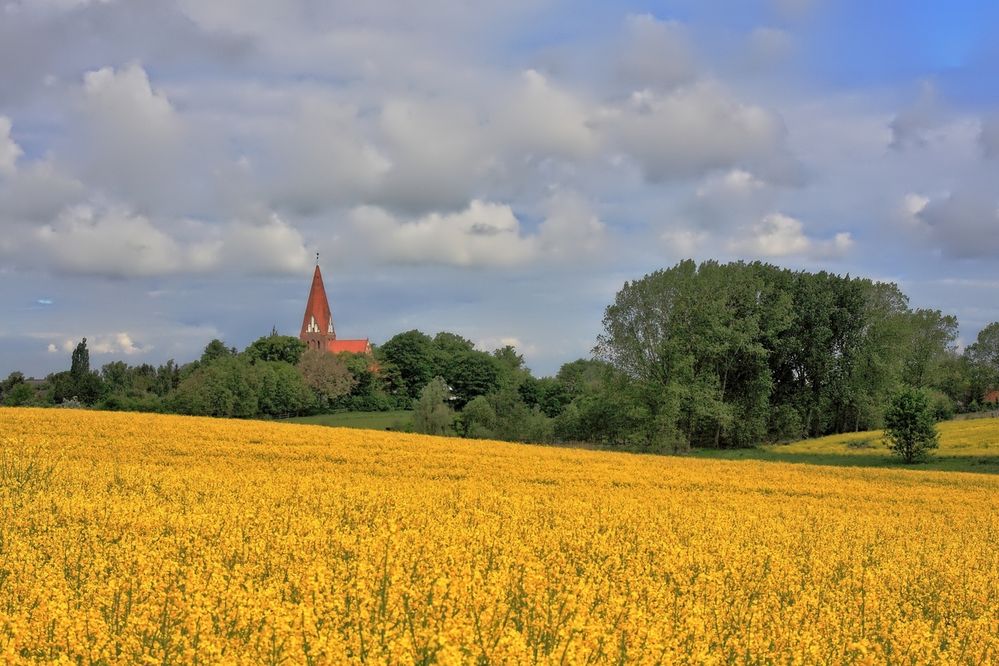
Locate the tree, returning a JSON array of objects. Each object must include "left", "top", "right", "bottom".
[
  {"left": 379, "top": 330, "right": 436, "bottom": 399},
  {"left": 458, "top": 395, "right": 496, "bottom": 438},
  {"left": 65, "top": 338, "right": 103, "bottom": 404},
  {"left": 2, "top": 381, "right": 34, "bottom": 406},
  {"left": 169, "top": 357, "right": 260, "bottom": 418},
  {"left": 101, "top": 361, "right": 131, "bottom": 394},
  {"left": 901, "top": 309, "right": 959, "bottom": 389},
  {"left": 201, "top": 339, "right": 235, "bottom": 365},
  {"left": 297, "top": 349, "right": 356, "bottom": 408},
  {"left": 1, "top": 371, "right": 26, "bottom": 401},
  {"left": 965, "top": 322, "right": 999, "bottom": 402},
  {"left": 438, "top": 349, "right": 500, "bottom": 409},
  {"left": 70, "top": 338, "right": 90, "bottom": 380},
  {"left": 883, "top": 387, "right": 939, "bottom": 464},
  {"left": 245, "top": 334, "right": 307, "bottom": 365},
  {"left": 255, "top": 361, "right": 313, "bottom": 417},
  {"left": 412, "top": 377, "right": 454, "bottom": 436}
]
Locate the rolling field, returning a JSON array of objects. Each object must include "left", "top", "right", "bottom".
[
  {"left": 693, "top": 417, "right": 999, "bottom": 474},
  {"left": 1, "top": 407, "right": 998, "bottom": 663}
]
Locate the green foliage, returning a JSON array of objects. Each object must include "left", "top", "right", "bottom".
[
  {"left": 2, "top": 381, "right": 34, "bottom": 406},
  {"left": 458, "top": 395, "right": 497, "bottom": 439},
  {"left": 245, "top": 334, "right": 307, "bottom": 365},
  {"left": 883, "top": 387, "right": 940, "bottom": 463},
  {"left": 595, "top": 260, "right": 964, "bottom": 449},
  {"left": 412, "top": 377, "right": 454, "bottom": 436},
  {"left": 379, "top": 330, "right": 436, "bottom": 400},
  {"left": 200, "top": 339, "right": 235, "bottom": 365},
  {"left": 169, "top": 357, "right": 261, "bottom": 418},
  {"left": 70, "top": 338, "right": 90, "bottom": 380},
  {"left": 438, "top": 350, "right": 500, "bottom": 409},
  {"left": 255, "top": 361, "right": 314, "bottom": 417},
  {"left": 297, "top": 349, "right": 356, "bottom": 409},
  {"left": 1, "top": 371, "right": 26, "bottom": 395}
]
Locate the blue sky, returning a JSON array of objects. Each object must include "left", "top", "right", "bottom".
[{"left": 2, "top": 0, "right": 999, "bottom": 377}]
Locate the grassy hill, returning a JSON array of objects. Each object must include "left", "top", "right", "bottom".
[
  {"left": 2, "top": 407, "right": 997, "bottom": 662},
  {"left": 691, "top": 417, "right": 999, "bottom": 474}
]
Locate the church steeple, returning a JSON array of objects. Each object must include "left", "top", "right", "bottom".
[
  {"left": 298, "top": 261, "right": 372, "bottom": 356},
  {"left": 300, "top": 263, "right": 336, "bottom": 350}
]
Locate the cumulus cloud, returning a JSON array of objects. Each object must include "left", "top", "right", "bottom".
[
  {"left": 25, "top": 203, "right": 310, "bottom": 277},
  {"left": 35, "top": 204, "right": 188, "bottom": 278},
  {"left": 495, "top": 70, "right": 598, "bottom": 161},
  {"left": 0, "top": 161, "right": 85, "bottom": 220},
  {"left": 90, "top": 332, "right": 150, "bottom": 355},
  {"left": 729, "top": 213, "right": 853, "bottom": 258},
  {"left": 685, "top": 168, "right": 774, "bottom": 230},
  {"left": 352, "top": 194, "right": 605, "bottom": 268},
  {"left": 980, "top": 114, "right": 999, "bottom": 159},
  {"left": 615, "top": 14, "right": 696, "bottom": 91},
  {"left": 890, "top": 81, "right": 944, "bottom": 150},
  {"left": 270, "top": 98, "right": 390, "bottom": 213},
  {"left": 916, "top": 192, "right": 999, "bottom": 258},
  {"left": 74, "top": 63, "right": 188, "bottom": 203},
  {"left": 0, "top": 116, "right": 22, "bottom": 175},
  {"left": 50, "top": 332, "right": 150, "bottom": 356},
  {"left": 375, "top": 99, "right": 493, "bottom": 213},
  {"left": 602, "top": 83, "right": 794, "bottom": 183},
  {"left": 209, "top": 213, "right": 312, "bottom": 275}
]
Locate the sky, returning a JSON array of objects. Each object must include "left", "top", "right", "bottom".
[{"left": 2, "top": 0, "right": 999, "bottom": 377}]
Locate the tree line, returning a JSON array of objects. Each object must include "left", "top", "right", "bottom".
[{"left": 4, "top": 260, "right": 999, "bottom": 451}]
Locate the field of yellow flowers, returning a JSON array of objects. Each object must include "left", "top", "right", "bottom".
[{"left": 1, "top": 407, "right": 997, "bottom": 664}]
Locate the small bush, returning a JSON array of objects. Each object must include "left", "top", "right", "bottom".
[{"left": 883, "top": 387, "right": 939, "bottom": 464}]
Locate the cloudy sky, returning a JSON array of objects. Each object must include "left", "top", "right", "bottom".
[{"left": 2, "top": 0, "right": 999, "bottom": 377}]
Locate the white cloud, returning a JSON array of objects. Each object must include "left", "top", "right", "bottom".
[
  {"left": 352, "top": 194, "right": 606, "bottom": 268},
  {"left": 52, "top": 332, "right": 150, "bottom": 356},
  {"left": 0, "top": 116, "right": 22, "bottom": 175},
  {"left": 76, "top": 63, "right": 187, "bottom": 201},
  {"left": 536, "top": 191, "right": 606, "bottom": 260},
  {"left": 661, "top": 229, "right": 709, "bottom": 256},
  {"left": 352, "top": 200, "right": 537, "bottom": 267},
  {"left": 980, "top": 114, "right": 999, "bottom": 159},
  {"left": 729, "top": 212, "right": 853, "bottom": 258},
  {"left": 0, "top": 161, "right": 85, "bottom": 220},
  {"left": 890, "top": 81, "right": 944, "bottom": 150},
  {"left": 211, "top": 213, "right": 312, "bottom": 275},
  {"left": 271, "top": 98, "right": 390, "bottom": 212},
  {"left": 375, "top": 98, "right": 493, "bottom": 213},
  {"left": 616, "top": 14, "right": 696, "bottom": 91},
  {"left": 25, "top": 203, "right": 310, "bottom": 277},
  {"left": 494, "top": 70, "right": 598, "bottom": 161},
  {"left": 916, "top": 192, "right": 999, "bottom": 258},
  {"left": 36, "top": 204, "right": 187, "bottom": 277},
  {"left": 686, "top": 168, "right": 774, "bottom": 230},
  {"left": 90, "top": 332, "right": 150, "bottom": 355},
  {"left": 602, "top": 82, "right": 792, "bottom": 182}
]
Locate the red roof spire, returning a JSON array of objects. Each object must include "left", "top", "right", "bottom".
[{"left": 300, "top": 264, "right": 336, "bottom": 342}]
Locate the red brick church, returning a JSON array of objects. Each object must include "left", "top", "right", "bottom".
[{"left": 299, "top": 259, "right": 372, "bottom": 354}]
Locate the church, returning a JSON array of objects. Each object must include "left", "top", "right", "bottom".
[{"left": 299, "top": 259, "right": 372, "bottom": 355}]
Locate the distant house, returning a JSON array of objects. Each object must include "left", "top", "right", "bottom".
[
  {"left": 299, "top": 261, "right": 372, "bottom": 355},
  {"left": 984, "top": 390, "right": 999, "bottom": 405}
]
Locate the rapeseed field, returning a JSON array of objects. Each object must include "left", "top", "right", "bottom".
[{"left": 1, "top": 407, "right": 997, "bottom": 664}]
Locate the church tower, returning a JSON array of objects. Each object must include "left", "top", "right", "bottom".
[
  {"left": 300, "top": 261, "right": 336, "bottom": 351},
  {"left": 299, "top": 257, "right": 372, "bottom": 355}
]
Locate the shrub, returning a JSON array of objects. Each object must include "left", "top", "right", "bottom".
[
  {"left": 412, "top": 377, "right": 454, "bottom": 436},
  {"left": 883, "top": 387, "right": 940, "bottom": 464}
]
